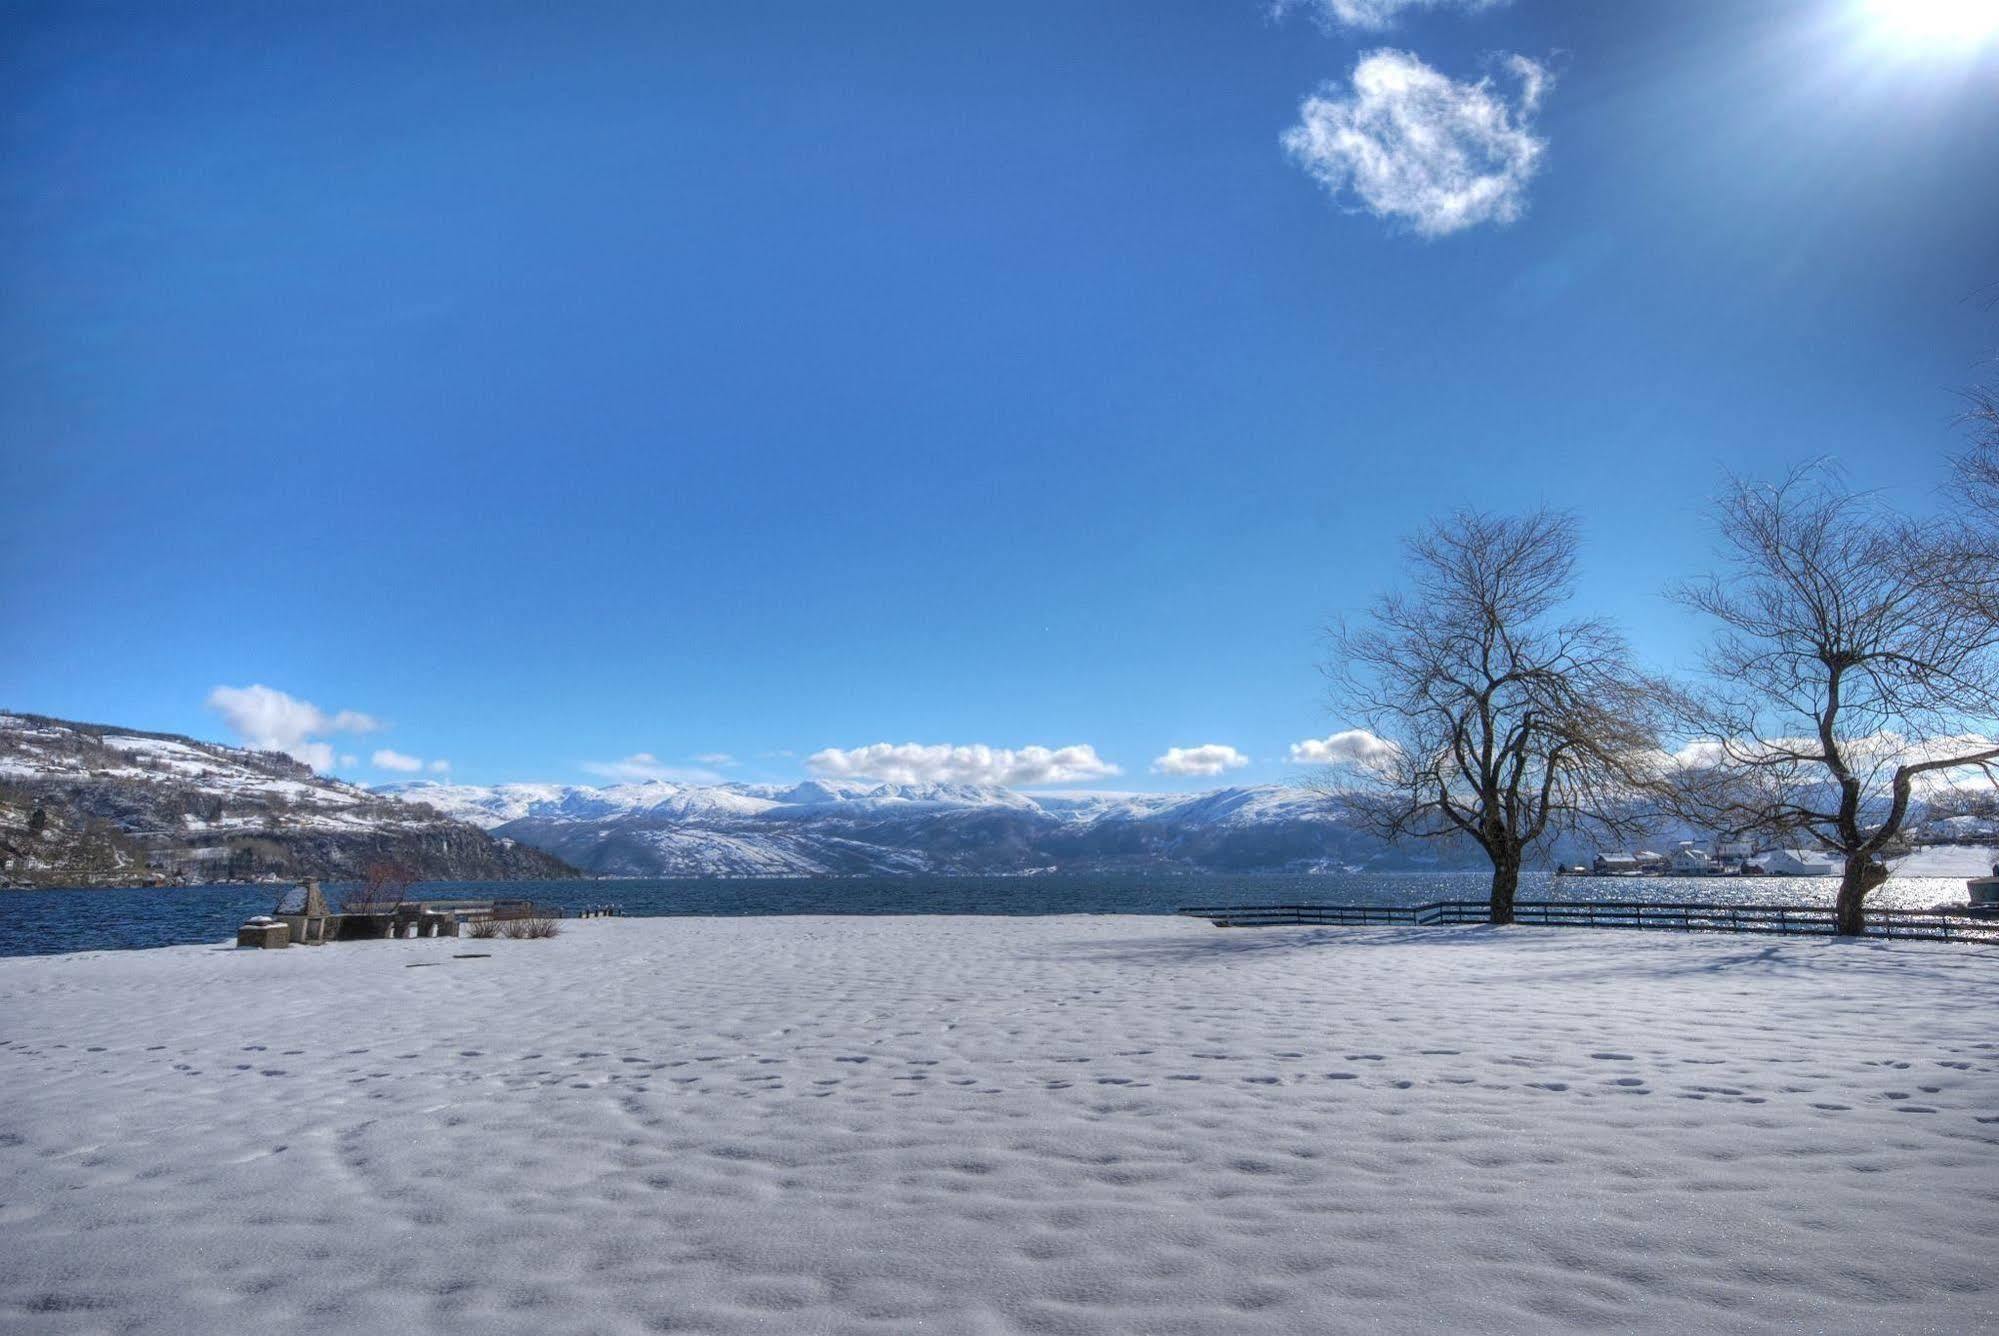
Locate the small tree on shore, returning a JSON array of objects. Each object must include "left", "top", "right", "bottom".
[
  {"left": 1323, "top": 509, "right": 1663, "bottom": 924},
  {"left": 1671, "top": 465, "right": 1999, "bottom": 936},
  {"left": 345, "top": 860, "right": 417, "bottom": 914}
]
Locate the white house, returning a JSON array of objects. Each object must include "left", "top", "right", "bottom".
[
  {"left": 1669, "top": 841, "right": 1713, "bottom": 875},
  {"left": 1761, "top": 848, "right": 1838, "bottom": 876},
  {"left": 1713, "top": 841, "right": 1755, "bottom": 873}
]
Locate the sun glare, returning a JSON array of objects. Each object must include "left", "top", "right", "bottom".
[{"left": 1862, "top": 0, "right": 1999, "bottom": 47}]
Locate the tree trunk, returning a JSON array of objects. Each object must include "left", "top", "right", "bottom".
[
  {"left": 1834, "top": 855, "right": 1888, "bottom": 937},
  {"left": 1488, "top": 851, "right": 1521, "bottom": 925}
]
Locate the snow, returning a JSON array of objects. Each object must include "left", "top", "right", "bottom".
[
  {"left": 1, "top": 714, "right": 418, "bottom": 834},
  {"left": 371, "top": 775, "right": 1367, "bottom": 876},
  {"left": 379, "top": 780, "right": 785, "bottom": 829},
  {"left": 1891, "top": 844, "right": 1999, "bottom": 879},
  {"left": 3, "top": 918, "right": 1996, "bottom": 1334}
]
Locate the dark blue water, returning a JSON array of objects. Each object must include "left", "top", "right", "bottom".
[{"left": 2, "top": 868, "right": 1966, "bottom": 958}]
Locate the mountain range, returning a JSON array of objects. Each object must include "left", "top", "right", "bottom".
[
  {"left": 10, "top": 708, "right": 1992, "bottom": 888},
  {"left": 375, "top": 776, "right": 1493, "bottom": 878}
]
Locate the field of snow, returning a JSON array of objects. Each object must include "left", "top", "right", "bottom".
[
  {"left": 3, "top": 917, "right": 1996, "bottom": 1334},
  {"left": 1891, "top": 843, "right": 1999, "bottom": 879}
]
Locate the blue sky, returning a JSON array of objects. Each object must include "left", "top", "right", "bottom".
[{"left": 4, "top": 0, "right": 1996, "bottom": 791}]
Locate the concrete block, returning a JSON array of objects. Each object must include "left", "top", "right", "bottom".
[{"left": 237, "top": 921, "right": 290, "bottom": 949}]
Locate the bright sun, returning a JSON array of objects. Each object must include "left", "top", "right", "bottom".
[{"left": 1862, "top": 0, "right": 1999, "bottom": 46}]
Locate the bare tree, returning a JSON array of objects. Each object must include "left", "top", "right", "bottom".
[
  {"left": 1324, "top": 510, "right": 1664, "bottom": 923},
  {"left": 344, "top": 860, "right": 417, "bottom": 914},
  {"left": 1671, "top": 465, "right": 1999, "bottom": 936}
]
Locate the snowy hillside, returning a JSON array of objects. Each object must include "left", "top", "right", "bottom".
[{"left": 0, "top": 712, "right": 574, "bottom": 887}]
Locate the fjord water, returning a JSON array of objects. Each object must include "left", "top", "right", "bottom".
[{"left": 0, "top": 870, "right": 1976, "bottom": 958}]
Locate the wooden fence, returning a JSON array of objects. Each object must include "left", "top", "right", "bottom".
[{"left": 1175, "top": 899, "right": 1999, "bottom": 945}]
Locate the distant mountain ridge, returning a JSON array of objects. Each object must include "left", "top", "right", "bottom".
[
  {"left": 374, "top": 776, "right": 1490, "bottom": 878},
  {"left": 376, "top": 776, "right": 1999, "bottom": 881},
  {"left": 12, "top": 707, "right": 1989, "bottom": 889},
  {"left": 0, "top": 712, "right": 575, "bottom": 887}
]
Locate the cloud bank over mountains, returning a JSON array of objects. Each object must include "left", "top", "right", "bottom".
[
  {"left": 202, "top": 689, "right": 1398, "bottom": 795},
  {"left": 807, "top": 743, "right": 1121, "bottom": 788},
  {"left": 1289, "top": 728, "right": 1397, "bottom": 767},
  {"left": 1153, "top": 744, "right": 1251, "bottom": 777},
  {"left": 206, "top": 684, "right": 379, "bottom": 773},
  {"left": 206, "top": 684, "right": 448, "bottom": 776}
]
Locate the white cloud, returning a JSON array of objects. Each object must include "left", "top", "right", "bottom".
[
  {"left": 692, "top": 752, "right": 737, "bottom": 767},
  {"left": 1289, "top": 729, "right": 1399, "bottom": 768},
  {"left": 428, "top": 758, "right": 452, "bottom": 773},
  {"left": 207, "top": 684, "right": 381, "bottom": 772},
  {"left": 807, "top": 743, "right": 1121, "bottom": 788},
  {"left": 1277, "top": 0, "right": 1506, "bottom": 33},
  {"left": 582, "top": 752, "right": 725, "bottom": 785},
  {"left": 1152, "top": 744, "right": 1251, "bottom": 777},
  {"left": 337, "top": 753, "right": 358, "bottom": 769},
  {"left": 372, "top": 749, "right": 424, "bottom": 774},
  {"left": 1283, "top": 49, "right": 1550, "bottom": 238}
]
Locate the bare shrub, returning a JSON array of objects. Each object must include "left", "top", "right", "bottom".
[
  {"left": 466, "top": 917, "right": 500, "bottom": 940},
  {"left": 343, "top": 861, "right": 416, "bottom": 915},
  {"left": 500, "top": 913, "right": 560, "bottom": 940}
]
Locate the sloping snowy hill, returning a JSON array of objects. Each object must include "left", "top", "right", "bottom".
[{"left": 0, "top": 713, "right": 574, "bottom": 887}]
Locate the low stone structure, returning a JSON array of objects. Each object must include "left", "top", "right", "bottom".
[
  {"left": 274, "top": 881, "right": 334, "bottom": 944},
  {"left": 235, "top": 917, "right": 289, "bottom": 949}
]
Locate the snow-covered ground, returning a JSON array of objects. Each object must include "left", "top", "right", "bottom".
[
  {"left": 2, "top": 917, "right": 1995, "bottom": 1334},
  {"left": 1891, "top": 843, "right": 1999, "bottom": 879}
]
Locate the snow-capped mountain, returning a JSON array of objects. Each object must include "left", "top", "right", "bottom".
[
  {"left": 380, "top": 774, "right": 1999, "bottom": 881},
  {"left": 0, "top": 712, "right": 574, "bottom": 887},
  {"left": 376, "top": 776, "right": 1453, "bottom": 878}
]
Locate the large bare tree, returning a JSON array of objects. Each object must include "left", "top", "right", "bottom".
[
  {"left": 1325, "top": 510, "right": 1663, "bottom": 924},
  {"left": 1672, "top": 465, "right": 1999, "bottom": 936}
]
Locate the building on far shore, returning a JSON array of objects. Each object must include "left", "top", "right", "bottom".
[
  {"left": 1669, "top": 842, "right": 1713, "bottom": 875},
  {"left": 1592, "top": 850, "right": 1671, "bottom": 875},
  {"left": 1714, "top": 841, "right": 1756, "bottom": 873},
  {"left": 1761, "top": 848, "right": 1839, "bottom": 876}
]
